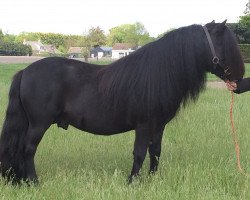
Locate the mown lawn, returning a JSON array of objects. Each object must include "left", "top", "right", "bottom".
[{"left": 0, "top": 62, "right": 249, "bottom": 199}]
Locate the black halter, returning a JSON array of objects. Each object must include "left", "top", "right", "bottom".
[{"left": 202, "top": 25, "right": 231, "bottom": 79}]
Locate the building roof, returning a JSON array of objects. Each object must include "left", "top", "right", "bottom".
[
  {"left": 68, "top": 47, "right": 83, "bottom": 54},
  {"left": 23, "top": 40, "right": 60, "bottom": 54},
  {"left": 112, "top": 43, "right": 133, "bottom": 50},
  {"left": 23, "top": 41, "right": 44, "bottom": 51},
  {"left": 100, "top": 46, "right": 112, "bottom": 51},
  {"left": 90, "top": 46, "right": 112, "bottom": 53},
  {"left": 44, "top": 45, "right": 60, "bottom": 54}
]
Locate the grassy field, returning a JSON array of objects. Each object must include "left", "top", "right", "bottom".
[{"left": 0, "top": 63, "right": 249, "bottom": 199}]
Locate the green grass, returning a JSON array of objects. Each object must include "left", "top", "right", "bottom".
[
  {"left": 90, "top": 60, "right": 113, "bottom": 65},
  {"left": 0, "top": 63, "right": 28, "bottom": 85},
  {"left": 0, "top": 63, "right": 249, "bottom": 199}
]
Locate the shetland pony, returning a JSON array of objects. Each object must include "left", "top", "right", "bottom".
[{"left": 0, "top": 21, "right": 245, "bottom": 184}]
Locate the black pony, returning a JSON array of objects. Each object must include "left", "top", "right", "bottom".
[{"left": 0, "top": 21, "right": 245, "bottom": 184}]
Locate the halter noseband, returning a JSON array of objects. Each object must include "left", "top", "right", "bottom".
[{"left": 202, "top": 25, "right": 231, "bottom": 79}]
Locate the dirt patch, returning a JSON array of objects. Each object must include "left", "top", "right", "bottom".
[{"left": 206, "top": 81, "right": 226, "bottom": 89}]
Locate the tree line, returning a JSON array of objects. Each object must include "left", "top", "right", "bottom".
[
  {"left": 0, "top": 3, "right": 249, "bottom": 56},
  {"left": 227, "top": 2, "right": 250, "bottom": 44},
  {"left": 0, "top": 22, "right": 156, "bottom": 55}
]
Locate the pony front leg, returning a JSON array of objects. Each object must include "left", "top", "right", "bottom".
[
  {"left": 148, "top": 125, "right": 164, "bottom": 174},
  {"left": 128, "top": 125, "right": 150, "bottom": 183}
]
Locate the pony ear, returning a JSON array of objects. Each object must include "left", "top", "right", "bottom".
[
  {"left": 208, "top": 20, "right": 227, "bottom": 33},
  {"left": 221, "top": 20, "right": 227, "bottom": 26},
  {"left": 215, "top": 20, "right": 227, "bottom": 31},
  {"left": 205, "top": 20, "right": 215, "bottom": 26}
]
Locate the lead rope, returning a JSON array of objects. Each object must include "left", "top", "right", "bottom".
[{"left": 229, "top": 91, "right": 248, "bottom": 176}]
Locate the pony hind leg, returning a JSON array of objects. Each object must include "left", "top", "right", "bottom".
[
  {"left": 148, "top": 126, "right": 164, "bottom": 174},
  {"left": 23, "top": 123, "right": 50, "bottom": 184}
]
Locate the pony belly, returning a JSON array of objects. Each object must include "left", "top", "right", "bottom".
[
  {"left": 65, "top": 112, "right": 133, "bottom": 135},
  {"left": 73, "top": 118, "right": 133, "bottom": 135}
]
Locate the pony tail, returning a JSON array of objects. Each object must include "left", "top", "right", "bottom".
[{"left": 0, "top": 70, "right": 28, "bottom": 182}]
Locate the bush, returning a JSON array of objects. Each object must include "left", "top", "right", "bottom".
[
  {"left": 239, "top": 44, "right": 250, "bottom": 63},
  {"left": 0, "top": 40, "right": 32, "bottom": 56}
]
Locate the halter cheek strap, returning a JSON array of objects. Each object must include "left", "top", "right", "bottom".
[
  {"left": 202, "top": 26, "right": 219, "bottom": 65},
  {"left": 203, "top": 25, "right": 231, "bottom": 79}
]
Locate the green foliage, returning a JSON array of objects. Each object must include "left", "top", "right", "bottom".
[
  {"left": 0, "top": 29, "right": 4, "bottom": 40},
  {"left": 16, "top": 32, "right": 65, "bottom": 48},
  {"left": 0, "top": 40, "right": 32, "bottom": 56},
  {"left": 57, "top": 45, "right": 67, "bottom": 54},
  {"left": 77, "top": 27, "right": 107, "bottom": 60},
  {"left": 238, "top": 3, "right": 250, "bottom": 44},
  {"left": 156, "top": 28, "right": 175, "bottom": 39},
  {"left": 86, "top": 26, "right": 107, "bottom": 47},
  {"left": 108, "top": 22, "right": 154, "bottom": 46},
  {"left": 81, "top": 46, "right": 90, "bottom": 61},
  {"left": 239, "top": 44, "right": 250, "bottom": 63},
  {"left": 238, "top": 16, "right": 250, "bottom": 44},
  {"left": 243, "top": 2, "right": 250, "bottom": 15},
  {"left": 0, "top": 22, "right": 160, "bottom": 54},
  {"left": 16, "top": 32, "right": 40, "bottom": 42},
  {"left": 1, "top": 33, "right": 16, "bottom": 43},
  {"left": 0, "top": 31, "right": 32, "bottom": 55},
  {"left": 16, "top": 32, "right": 84, "bottom": 51},
  {"left": 64, "top": 35, "right": 83, "bottom": 49},
  {"left": 79, "top": 36, "right": 91, "bottom": 61}
]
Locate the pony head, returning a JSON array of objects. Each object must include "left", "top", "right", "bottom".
[{"left": 204, "top": 20, "right": 245, "bottom": 81}]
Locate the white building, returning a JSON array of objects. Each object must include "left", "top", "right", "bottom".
[{"left": 111, "top": 43, "right": 136, "bottom": 59}]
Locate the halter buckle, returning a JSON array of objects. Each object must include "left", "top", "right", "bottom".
[
  {"left": 224, "top": 66, "right": 231, "bottom": 75},
  {"left": 212, "top": 56, "right": 219, "bottom": 65}
]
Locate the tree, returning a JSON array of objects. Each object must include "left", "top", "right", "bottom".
[
  {"left": 80, "top": 36, "right": 91, "bottom": 62},
  {"left": 64, "top": 35, "right": 83, "bottom": 49},
  {"left": 238, "top": 2, "right": 250, "bottom": 43},
  {"left": 244, "top": 2, "right": 250, "bottom": 15},
  {"left": 16, "top": 32, "right": 40, "bottom": 42},
  {"left": 39, "top": 33, "right": 65, "bottom": 48},
  {"left": 107, "top": 25, "right": 127, "bottom": 45},
  {"left": 156, "top": 28, "right": 175, "bottom": 39},
  {"left": 2, "top": 33, "right": 16, "bottom": 43},
  {"left": 86, "top": 26, "right": 107, "bottom": 47},
  {"left": 0, "top": 29, "right": 4, "bottom": 41},
  {"left": 0, "top": 40, "right": 32, "bottom": 56},
  {"left": 16, "top": 32, "right": 84, "bottom": 53},
  {"left": 107, "top": 22, "right": 154, "bottom": 46}
]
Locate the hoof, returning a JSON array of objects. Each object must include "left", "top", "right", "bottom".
[
  {"left": 25, "top": 176, "right": 39, "bottom": 186},
  {"left": 127, "top": 174, "right": 141, "bottom": 184}
]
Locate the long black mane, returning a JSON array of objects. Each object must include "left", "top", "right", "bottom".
[{"left": 99, "top": 25, "right": 207, "bottom": 119}]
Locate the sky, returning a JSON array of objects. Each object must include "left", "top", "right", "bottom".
[{"left": 0, "top": 0, "right": 248, "bottom": 37}]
